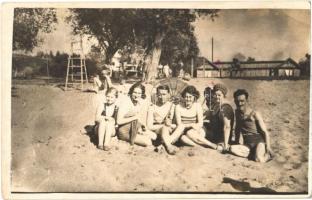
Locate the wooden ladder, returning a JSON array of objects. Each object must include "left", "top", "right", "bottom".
[{"left": 65, "top": 36, "right": 88, "bottom": 91}]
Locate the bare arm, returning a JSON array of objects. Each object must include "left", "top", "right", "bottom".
[
  {"left": 116, "top": 105, "right": 138, "bottom": 125},
  {"left": 95, "top": 103, "right": 104, "bottom": 123},
  {"left": 190, "top": 103, "right": 204, "bottom": 130},
  {"left": 223, "top": 117, "right": 231, "bottom": 150},
  {"left": 104, "top": 75, "right": 113, "bottom": 88},
  {"left": 254, "top": 111, "right": 271, "bottom": 151},
  {"left": 175, "top": 105, "right": 182, "bottom": 125}
]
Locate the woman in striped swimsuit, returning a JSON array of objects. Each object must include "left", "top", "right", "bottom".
[{"left": 169, "top": 85, "right": 219, "bottom": 150}]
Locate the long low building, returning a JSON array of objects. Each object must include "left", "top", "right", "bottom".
[{"left": 197, "top": 58, "right": 301, "bottom": 78}]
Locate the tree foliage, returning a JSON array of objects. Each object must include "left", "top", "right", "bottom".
[
  {"left": 13, "top": 8, "right": 58, "bottom": 52},
  {"left": 299, "top": 53, "right": 310, "bottom": 77},
  {"left": 68, "top": 9, "right": 219, "bottom": 80},
  {"left": 68, "top": 9, "right": 138, "bottom": 63}
]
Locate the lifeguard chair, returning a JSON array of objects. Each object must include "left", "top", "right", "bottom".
[{"left": 65, "top": 36, "right": 88, "bottom": 91}]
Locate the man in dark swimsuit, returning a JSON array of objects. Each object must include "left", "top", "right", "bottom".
[{"left": 230, "top": 89, "right": 273, "bottom": 162}]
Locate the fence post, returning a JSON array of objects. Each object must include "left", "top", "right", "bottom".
[{"left": 191, "top": 58, "right": 194, "bottom": 77}]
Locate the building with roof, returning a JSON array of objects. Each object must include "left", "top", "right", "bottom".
[{"left": 196, "top": 58, "right": 301, "bottom": 79}]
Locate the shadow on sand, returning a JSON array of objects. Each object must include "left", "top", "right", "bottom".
[
  {"left": 84, "top": 125, "right": 98, "bottom": 147},
  {"left": 223, "top": 177, "right": 277, "bottom": 194}
]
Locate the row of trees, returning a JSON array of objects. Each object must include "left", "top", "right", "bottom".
[
  {"left": 12, "top": 51, "right": 99, "bottom": 78},
  {"left": 13, "top": 8, "right": 219, "bottom": 81}
]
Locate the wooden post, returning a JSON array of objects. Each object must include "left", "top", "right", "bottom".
[
  {"left": 46, "top": 58, "right": 50, "bottom": 84},
  {"left": 211, "top": 37, "right": 214, "bottom": 62},
  {"left": 65, "top": 56, "right": 70, "bottom": 91},
  {"left": 80, "top": 58, "right": 83, "bottom": 90},
  {"left": 203, "top": 59, "right": 206, "bottom": 78},
  {"left": 191, "top": 58, "right": 194, "bottom": 77}
]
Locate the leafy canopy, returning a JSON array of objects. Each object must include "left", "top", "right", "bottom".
[
  {"left": 68, "top": 9, "right": 218, "bottom": 63},
  {"left": 13, "top": 8, "right": 58, "bottom": 52}
]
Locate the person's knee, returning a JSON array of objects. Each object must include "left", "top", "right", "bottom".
[
  {"left": 255, "top": 143, "right": 267, "bottom": 162},
  {"left": 230, "top": 145, "right": 250, "bottom": 157},
  {"left": 186, "top": 129, "right": 198, "bottom": 138},
  {"left": 139, "top": 138, "right": 152, "bottom": 147},
  {"left": 98, "top": 119, "right": 108, "bottom": 126},
  {"left": 181, "top": 135, "right": 195, "bottom": 146}
]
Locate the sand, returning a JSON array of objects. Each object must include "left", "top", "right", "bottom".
[{"left": 11, "top": 78, "right": 309, "bottom": 193}]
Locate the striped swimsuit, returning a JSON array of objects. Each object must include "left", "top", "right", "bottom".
[{"left": 180, "top": 103, "right": 199, "bottom": 124}]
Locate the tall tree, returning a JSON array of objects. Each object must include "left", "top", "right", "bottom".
[
  {"left": 13, "top": 8, "right": 57, "bottom": 52},
  {"left": 68, "top": 9, "right": 218, "bottom": 81},
  {"left": 68, "top": 9, "right": 137, "bottom": 63},
  {"left": 132, "top": 9, "right": 218, "bottom": 81}
]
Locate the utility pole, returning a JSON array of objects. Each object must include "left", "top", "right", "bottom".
[
  {"left": 211, "top": 37, "right": 214, "bottom": 62},
  {"left": 46, "top": 57, "right": 50, "bottom": 84}
]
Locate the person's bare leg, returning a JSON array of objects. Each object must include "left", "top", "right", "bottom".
[
  {"left": 168, "top": 124, "right": 186, "bottom": 144},
  {"left": 143, "top": 129, "right": 157, "bottom": 141},
  {"left": 103, "top": 121, "right": 115, "bottom": 150},
  {"left": 98, "top": 120, "right": 107, "bottom": 148},
  {"left": 180, "top": 135, "right": 197, "bottom": 147},
  {"left": 134, "top": 134, "right": 153, "bottom": 147},
  {"left": 255, "top": 143, "right": 271, "bottom": 163},
  {"left": 161, "top": 126, "right": 177, "bottom": 155},
  {"left": 185, "top": 129, "right": 217, "bottom": 149},
  {"left": 229, "top": 145, "right": 250, "bottom": 158}
]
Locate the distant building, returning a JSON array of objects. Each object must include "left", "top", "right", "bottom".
[{"left": 197, "top": 57, "right": 301, "bottom": 79}]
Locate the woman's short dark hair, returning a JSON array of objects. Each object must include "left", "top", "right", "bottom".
[
  {"left": 233, "top": 89, "right": 249, "bottom": 100},
  {"left": 156, "top": 85, "right": 170, "bottom": 94},
  {"left": 128, "top": 82, "right": 146, "bottom": 99},
  {"left": 181, "top": 85, "right": 200, "bottom": 100}
]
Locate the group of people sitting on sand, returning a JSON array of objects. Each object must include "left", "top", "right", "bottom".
[{"left": 94, "top": 80, "right": 274, "bottom": 163}]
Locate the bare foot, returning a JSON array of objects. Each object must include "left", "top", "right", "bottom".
[
  {"left": 103, "top": 146, "right": 111, "bottom": 151},
  {"left": 166, "top": 145, "right": 177, "bottom": 155}
]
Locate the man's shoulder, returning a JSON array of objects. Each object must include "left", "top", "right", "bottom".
[{"left": 251, "top": 109, "right": 261, "bottom": 119}]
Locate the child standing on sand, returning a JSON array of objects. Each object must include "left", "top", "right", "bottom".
[{"left": 95, "top": 87, "right": 119, "bottom": 151}]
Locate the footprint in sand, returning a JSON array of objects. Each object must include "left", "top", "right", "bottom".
[
  {"left": 283, "top": 163, "right": 293, "bottom": 170},
  {"left": 276, "top": 156, "right": 286, "bottom": 163},
  {"left": 291, "top": 163, "right": 301, "bottom": 170}
]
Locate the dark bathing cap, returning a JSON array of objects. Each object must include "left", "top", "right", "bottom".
[{"left": 213, "top": 83, "right": 228, "bottom": 96}]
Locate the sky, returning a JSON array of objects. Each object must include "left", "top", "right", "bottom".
[
  {"left": 35, "top": 9, "right": 310, "bottom": 62},
  {"left": 193, "top": 9, "right": 310, "bottom": 62}
]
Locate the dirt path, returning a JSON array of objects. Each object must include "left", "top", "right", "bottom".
[{"left": 11, "top": 79, "right": 309, "bottom": 193}]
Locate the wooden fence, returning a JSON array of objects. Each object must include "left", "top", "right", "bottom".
[{"left": 197, "top": 67, "right": 301, "bottom": 78}]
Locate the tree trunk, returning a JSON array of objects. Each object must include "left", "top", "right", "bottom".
[
  {"left": 145, "top": 32, "right": 164, "bottom": 82},
  {"left": 101, "top": 43, "right": 118, "bottom": 64}
]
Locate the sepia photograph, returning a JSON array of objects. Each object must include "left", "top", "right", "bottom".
[{"left": 2, "top": 1, "right": 311, "bottom": 198}]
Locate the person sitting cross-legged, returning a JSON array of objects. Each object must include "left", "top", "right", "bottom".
[
  {"left": 164, "top": 85, "right": 220, "bottom": 152},
  {"left": 147, "top": 85, "right": 176, "bottom": 154}
]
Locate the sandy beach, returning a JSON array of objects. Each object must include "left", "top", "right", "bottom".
[{"left": 11, "top": 78, "right": 309, "bottom": 193}]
